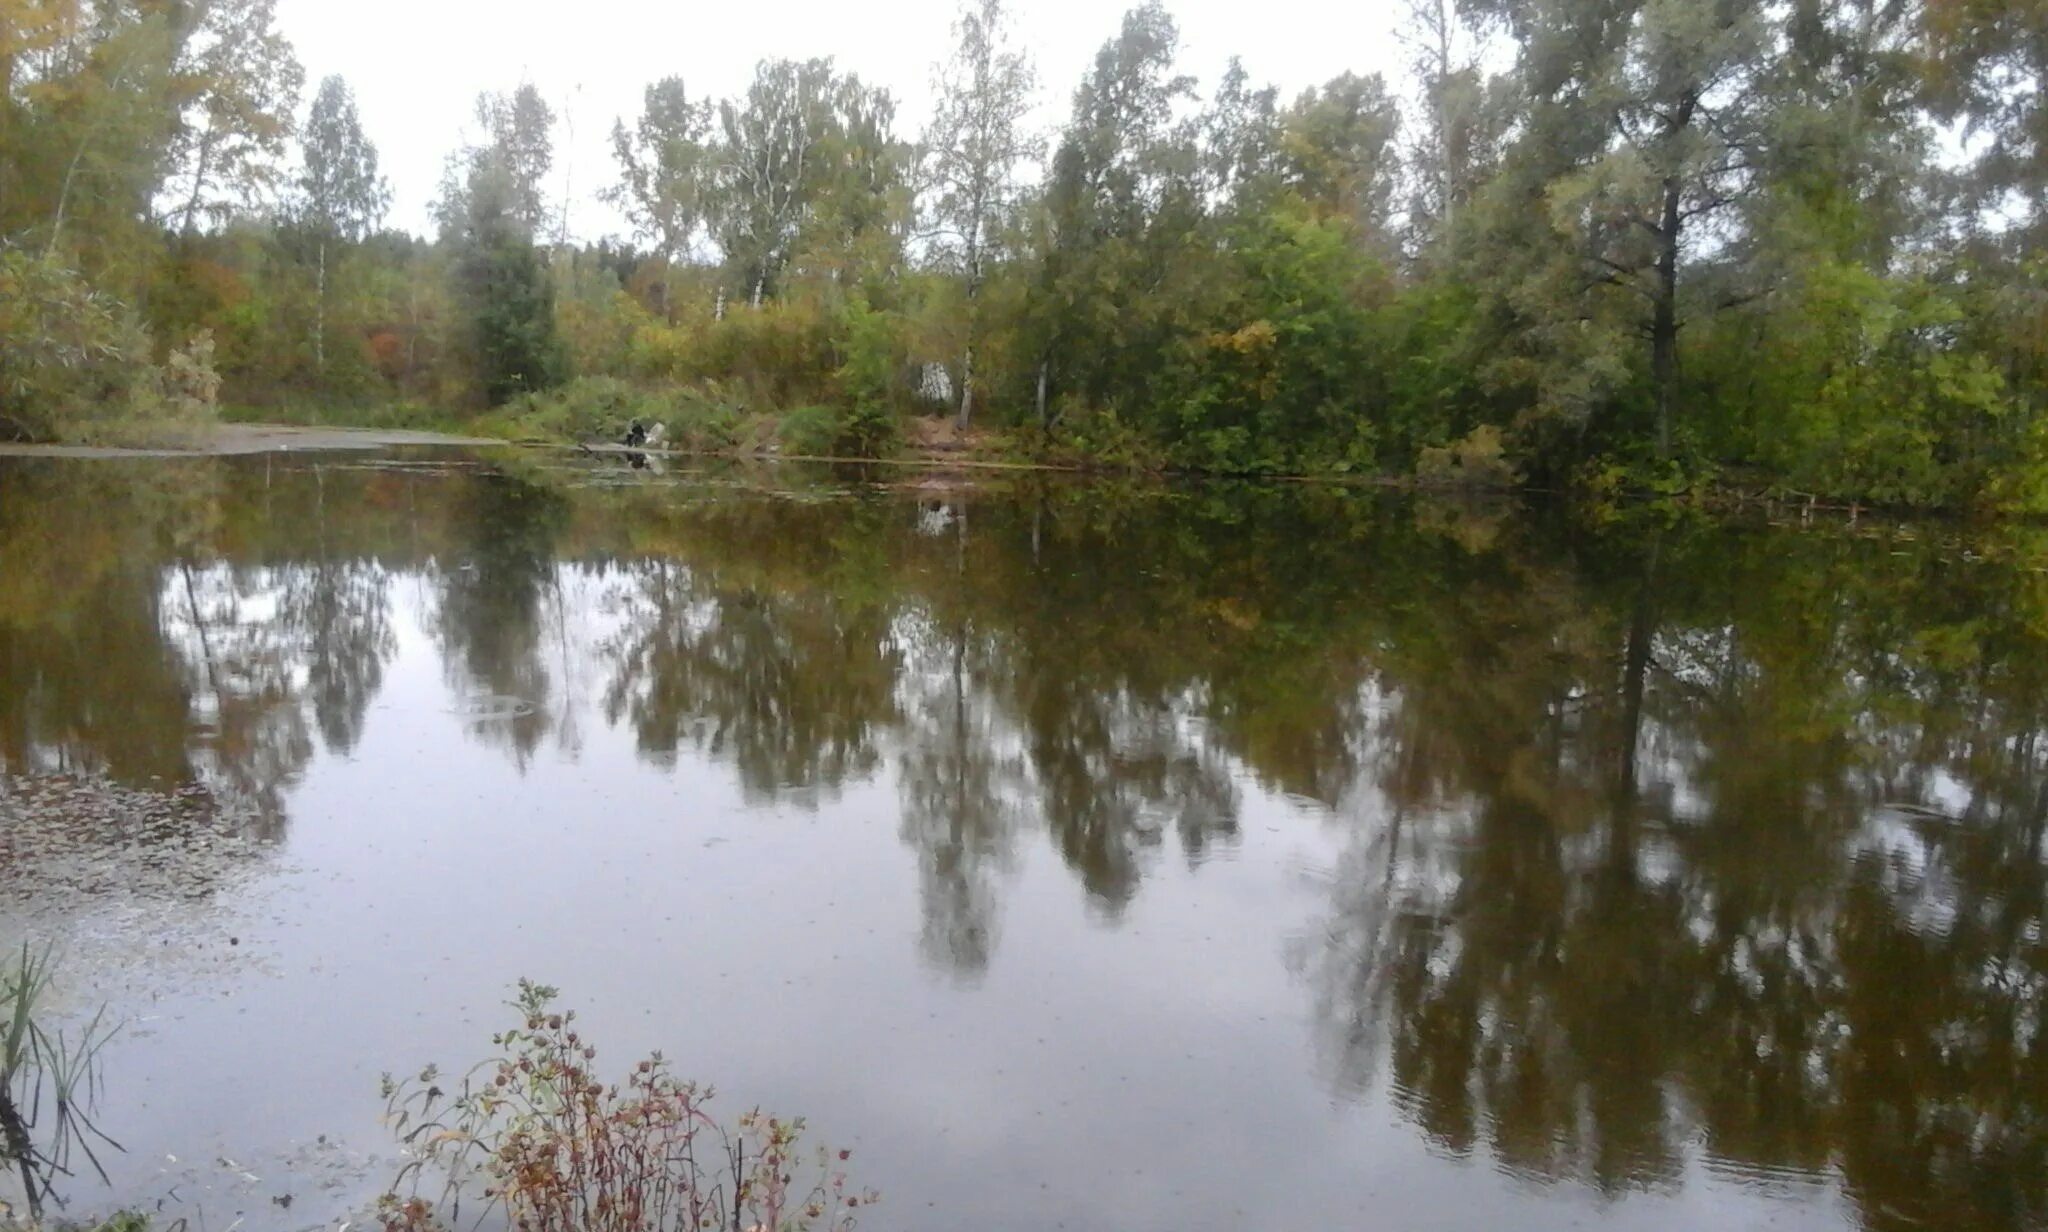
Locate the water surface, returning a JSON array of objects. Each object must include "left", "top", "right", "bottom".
[{"left": 0, "top": 449, "right": 2042, "bottom": 1231}]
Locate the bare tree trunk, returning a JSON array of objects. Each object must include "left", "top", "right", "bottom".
[
  {"left": 46, "top": 40, "right": 146, "bottom": 253},
  {"left": 315, "top": 239, "right": 328, "bottom": 376},
  {"left": 179, "top": 123, "right": 218, "bottom": 235},
  {"left": 405, "top": 280, "right": 419, "bottom": 389},
  {"left": 0, "top": 40, "right": 13, "bottom": 224},
  {"left": 957, "top": 229, "right": 982, "bottom": 430},
  {"left": 47, "top": 140, "right": 88, "bottom": 253},
  {"left": 958, "top": 342, "right": 976, "bottom": 430},
  {"left": 1651, "top": 175, "right": 1682, "bottom": 461},
  {"left": 1035, "top": 361, "right": 1049, "bottom": 433}
]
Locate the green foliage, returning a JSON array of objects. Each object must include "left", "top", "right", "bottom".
[
  {"left": 1036, "top": 406, "right": 1168, "bottom": 471},
  {"left": 484, "top": 376, "right": 666, "bottom": 443},
  {"left": 0, "top": 249, "right": 220, "bottom": 443},
  {"left": 665, "top": 296, "right": 844, "bottom": 410},
  {"left": 454, "top": 209, "right": 561, "bottom": 406},
  {"left": 660, "top": 387, "right": 749, "bottom": 453},
  {"left": 1416, "top": 424, "right": 1520, "bottom": 488},
  {"left": 1164, "top": 207, "right": 1382, "bottom": 473},
  {"left": 710, "top": 59, "right": 911, "bottom": 302},
  {"left": 1694, "top": 259, "right": 2021, "bottom": 508},
  {"left": 778, "top": 404, "right": 845, "bottom": 456},
  {"left": 0, "top": 249, "right": 154, "bottom": 440},
  {"left": 831, "top": 295, "right": 903, "bottom": 457},
  {"left": 777, "top": 398, "right": 897, "bottom": 459},
  {"left": 5, "top": 0, "right": 2048, "bottom": 504}
]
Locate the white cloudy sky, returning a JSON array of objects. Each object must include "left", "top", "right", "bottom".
[{"left": 276, "top": 0, "right": 1408, "bottom": 239}]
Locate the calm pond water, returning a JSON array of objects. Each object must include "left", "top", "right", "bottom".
[{"left": 0, "top": 447, "right": 2043, "bottom": 1232}]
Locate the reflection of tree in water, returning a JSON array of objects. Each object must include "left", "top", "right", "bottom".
[
  {"left": 598, "top": 560, "right": 901, "bottom": 804},
  {"left": 893, "top": 611, "right": 1025, "bottom": 975},
  {"left": 284, "top": 470, "right": 400, "bottom": 756},
  {"left": 8, "top": 456, "right": 2048, "bottom": 1228},
  {"left": 0, "top": 563, "right": 196, "bottom": 785},
  {"left": 163, "top": 561, "right": 317, "bottom": 833},
  {"left": 0, "top": 463, "right": 216, "bottom": 785},
  {"left": 292, "top": 558, "right": 396, "bottom": 754},
  {"left": 1297, "top": 526, "right": 2048, "bottom": 1231},
  {"left": 584, "top": 488, "right": 1249, "bottom": 946},
  {"left": 977, "top": 493, "right": 1248, "bottom": 915},
  {"left": 158, "top": 554, "right": 397, "bottom": 821},
  {"left": 1017, "top": 673, "right": 1240, "bottom": 914},
  {"left": 0, "top": 459, "right": 411, "bottom": 839},
  {"left": 432, "top": 470, "right": 570, "bottom": 765}
]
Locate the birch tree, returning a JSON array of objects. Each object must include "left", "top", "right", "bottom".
[
  {"left": 164, "top": 0, "right": 303, "bottom": 234},
  {"left": 297, "top": 74, "right": 387, "bottom": 373},
  {"left": 711, "top": 58, "right": 836, "bottom": 306},
  {"left": 475, "top": 83, "right": 556, "bottom": 238},
  {"left": 1399, "top": 0, "right": 1512, "bottom": 259},
  {"left": 921, "top": 0, "right": 1037, "bottom": 427},
  {"left": 609, "top": 76, "right": 713, "bottom": 315}
]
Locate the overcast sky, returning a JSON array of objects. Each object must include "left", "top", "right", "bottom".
[{"left": 275, "top": 0, "right": 1408, "bottom": 239}]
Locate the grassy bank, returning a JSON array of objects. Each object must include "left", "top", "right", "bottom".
[{"left": 435, "top": 376, "right": 1038, "bottom": 470}]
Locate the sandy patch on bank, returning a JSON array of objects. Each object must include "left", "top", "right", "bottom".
[{"left": 0, "top": 422, "right": 500, "bottom": 458}]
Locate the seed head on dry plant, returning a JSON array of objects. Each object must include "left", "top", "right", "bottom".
[{"left": 378, "top": 980, "right": 877, "bottom": 1232}]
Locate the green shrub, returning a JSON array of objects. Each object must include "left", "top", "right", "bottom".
[
  {"left": 1041, "top": 405, "right": 1169, "bottom": 472},
  {"left": 778, "top": 404, "right": 845, "bottom": 456},
  {"left": 0, "top": 249, "right": 220, "bottom": 444},
  {"left": 775, "top": 403, "right": 897, "bottom": 460},
  {"left": 657, "top": 297, "right": 843, "bottom": 411},
  {"left": 668, "top": 386, "right": 746, "bottom": 452},
  {"left": 489, "top": 376, "right": 656, "bottom": 443},
  {"left": 1416, "top": 425, "right": 1521, "bottom": 489}
]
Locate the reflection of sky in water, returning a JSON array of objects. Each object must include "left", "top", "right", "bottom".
[{"left": 0, "top": 456, "right": 2038, "bottom": 1232}]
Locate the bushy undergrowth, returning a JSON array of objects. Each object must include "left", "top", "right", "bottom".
[
  {"left": 220, "top": 399, "right": 462, "bottom": 432},
  {"left": 379, "top": 981, "right": 875, "bottom": 1232},
  {"left": 481, "top": 376, "right": 753, "bottom": 453},
  {"left": 1416, "top": 425, "right": 1521, "bottom": 489},
  {"left": 776, "top": 403, "right": 897, "bottom": 459},
  {"left": 0, "top": 249, "right": 220, "bottom": 445},
  {"left": 480, "top": 373, "right": 902, "bottom": 460}
]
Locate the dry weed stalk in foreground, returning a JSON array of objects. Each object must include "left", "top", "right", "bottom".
[{"left": 379, "top": 980, "right": 875, "bottom": 1232}]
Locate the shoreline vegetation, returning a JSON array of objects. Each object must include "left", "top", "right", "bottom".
[
  {"left": 378, "top": 981, "right": 873, "bottom": 1232},
  {"left": 1, "top": 413, "right": 1964, "bottom": 525},
  {"left": 2, "top": 0, "right": 2046, "bottom": 516},
  {"left": 0, "top": 973, "right": 869, "bottom": 1232}
]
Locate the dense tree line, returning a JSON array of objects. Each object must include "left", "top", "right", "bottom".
[{"left": 4, "top": 0, "right": 2047, "bottom": 506}]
